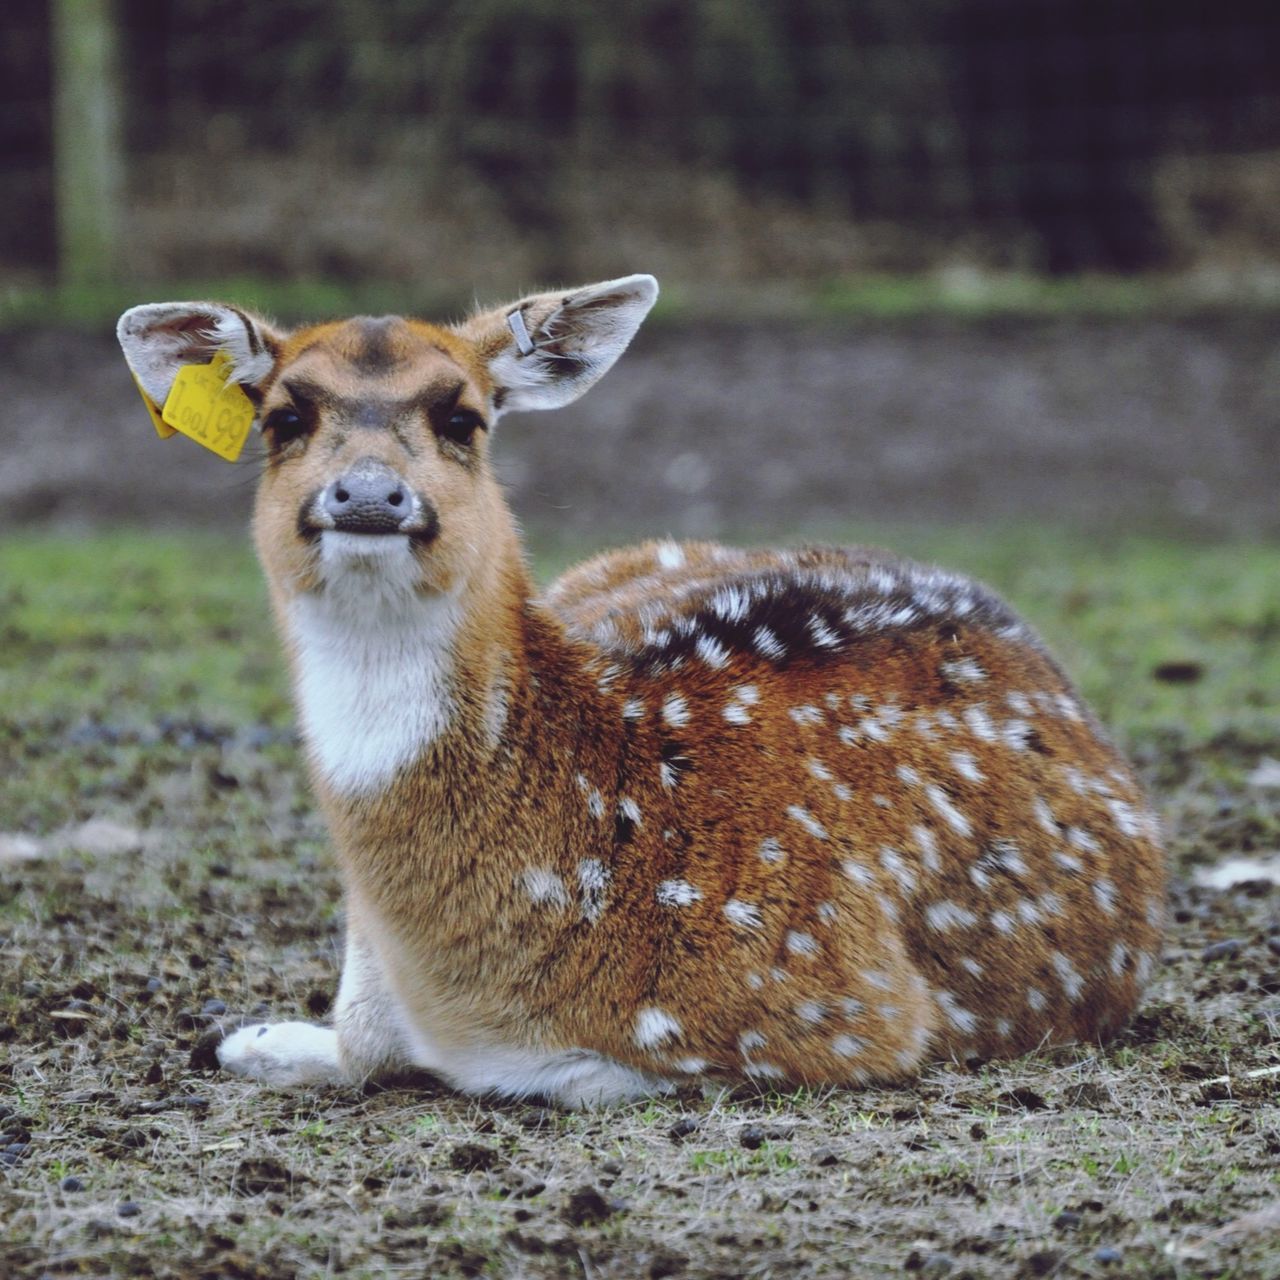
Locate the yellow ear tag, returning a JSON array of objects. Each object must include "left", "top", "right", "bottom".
[
  {"left": 131, "top": 371, "right": 176, "bottom": 438},
  {"left": 160, "top": 351, "right": 256, "bottom": 462}
]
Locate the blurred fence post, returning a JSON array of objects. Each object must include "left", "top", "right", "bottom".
[{"left": 51, "top": 0, "right": 125, "bottom": 290}]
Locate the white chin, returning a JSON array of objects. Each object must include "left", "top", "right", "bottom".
[{"left": 320, "top": 531, "right": 411, "bottom": 564}]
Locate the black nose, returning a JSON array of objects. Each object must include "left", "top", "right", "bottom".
[{"left": 323, "top": 460, "right": 411, "bottom": 534}]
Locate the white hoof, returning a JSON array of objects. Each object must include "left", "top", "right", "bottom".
[{"left": 217, "top": 1021, "right": 344, "bottom": 1086}]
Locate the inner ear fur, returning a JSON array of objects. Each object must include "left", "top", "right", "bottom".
[
  {"left": 455, "top": 274, "right": 658, "bottom": 417},
  {"left": 117, "top": 302, "right": 283, "bottom": 407}
]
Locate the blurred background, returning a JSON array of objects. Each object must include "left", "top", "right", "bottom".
[{"left": 1, "top": 0, "right": 1278, "bottom": 540}]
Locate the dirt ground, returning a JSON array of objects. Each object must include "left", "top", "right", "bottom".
[
  {"left": 1, "top": 705, "right": 1278, "bottom": 1278},
  {"left": 2, "top": 314, "right": 1279, "bottom": 541}
]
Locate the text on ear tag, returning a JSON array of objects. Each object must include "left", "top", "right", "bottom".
[
  {"left": 161, "top": 351, "right": 256, "bottom": 462},
  {"left": 131, "top": 371, "right": 176, "bottom": 438}
]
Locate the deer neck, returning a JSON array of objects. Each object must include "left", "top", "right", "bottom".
[{"left": 280, "top": 529, "right": 595, "bottom": 901}]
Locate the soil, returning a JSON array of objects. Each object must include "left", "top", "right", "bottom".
[
  {"left": 0, "top": 720, "right": 1278, "bottom": 1278},
  {"left": 3, "top": 314, "right": 1279, "bottom": 540}
]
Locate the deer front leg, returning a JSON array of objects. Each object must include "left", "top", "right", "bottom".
[{"left": 218, "top": 907, "right": 420, "bottom": 1087}]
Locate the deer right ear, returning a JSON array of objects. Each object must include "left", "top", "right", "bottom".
[
  {"left": 117, "top": 302, "right": 283, "bottom": 407},
  {"left": 456, "top": 274, "right": 658, "bottom": 418}
]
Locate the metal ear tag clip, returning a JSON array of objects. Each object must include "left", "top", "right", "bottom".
[{"left": 507, "top": 309, "right": 536, "bottom": 356}]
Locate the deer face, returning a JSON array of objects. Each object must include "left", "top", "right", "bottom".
[{"left": 117, "top": 277, "right": 659, "bottom": 607}]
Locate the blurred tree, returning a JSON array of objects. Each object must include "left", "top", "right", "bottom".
[{"left": 51, "top": 0, "right": 125, "bottom": 287}]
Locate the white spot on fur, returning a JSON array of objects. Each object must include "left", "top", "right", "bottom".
[
  {"left": 787, "top": 806, "right": 828, "bottom": 840},
  {"left": 832, "top": 1034, "right": 865, "bottom": 1058},
  {"left": 926, "top": 785, "right": 972, "bottom": 837},
  {"left": 935, "top": 990, "right": 978, "bottom": 1034},
  {"left": 622, "top": 698, "right": 645, "bottom": 721},
  {"left": 808, "top": 615, "right": 842, "bottom": 648},
  {"left": 950, "top": 751, "right": 985, "bottom": 783},
  {"left": 790, "top": 705, "right": 823, "bottom": 725},
  {"left": 809, "top": 758, "right": 834, "bottom": 782},
  {"left": 1033, "top": 796, "right": 1058, "bottom": 834},
  {"left": 1006, "top": 691, "right": 1034, "bottom": 716},
  {"left": 724, "top": 899, "right": 763, "bottom": 929},
  {"left": 521, "top": 866, "right": 570, "bottom": 909},
  {"left": 841, "top": 859, "right": 875, "bottom": 886},
  {"left": 695, "top": 635, "right": 730, "bottom": 668},
  {"left": 634, "top": 1008, "right": 681, "bottom": 1049},
  {"left": 671, "top": 1056, "right": 707, "bottom": 1074},
  {"left": 785, "top": 930, "right": 819, "bottom": 957},
  {"left": 1027, "top": 987, "right": 1047, "bottom": 1012},
  {"left": 816, "top": 900, "right": 838, "bottom": 923},
  {"left": 723, "top": 700, "right": 752, "bottom": 725},
  {"left": 738, "top": 1030, "right": 767, "bottom": 1054},
  {"left": 963, "top": 704, "right": 997, "bottom": 742},
  {"left": 896, "top": 763, "right": 921, "bottom": 786},
  {"left": 904, "top": 828, "right": 936, "bottom": 876},
  {"left": 941, "top": 657, "right": 987, "bottom": 685},
  {"left": 1093, "top": 878, "right": 1118, "bottom": 914},
  {"left": 925, "top": 900, "right": 978, "bottom": 931},
  {"left": 758, "top": 837, "right": 785, "bottom": 864},
  {"left": 619, "top": 796, "right": 642, "bottom": 827},
  {"left": 880, "top": 846, "right": 917, "bottom": 895},
  {"left": 753, "top": 625, "right": 786, "bottom": 660},
  {"left": 661, "top": 693, "right": 690, "bottom": 728},
  {"left": 1052, "top": 951, "right": 1085, "bottom": 1000},
  {"left": 795, "top": 1001, "right": 826, "bottom": 1024},
  {"left": 1053, "top": 850, "right": 1085, "bottom": 874},
  {"left": 578, "top": 859, "right": 610, "bottom": 923},
  {"left": 656, "top": 879, "right": 701, "bottom": 908}
]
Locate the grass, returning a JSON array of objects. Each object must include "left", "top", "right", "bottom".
[
  {"left": 7, "top": 270, "right": 1280, "bottom": 332},
  {"left": 1, "top": 524, "right": 1278, "bottom": 1278},
  {"left": 3, "top": 527, "right": 1276, "bottom": 747}
]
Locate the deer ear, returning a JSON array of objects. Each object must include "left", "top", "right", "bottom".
[
  {"left": 457, "top": 274, "right": 658, "bottom": 418},
  {"left": 117, "top": 302, "right": 283, "bottom": 407}
]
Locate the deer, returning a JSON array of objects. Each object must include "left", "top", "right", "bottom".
[{"left": 116, "top": 276, "right": 1166, "bottom": 1108}]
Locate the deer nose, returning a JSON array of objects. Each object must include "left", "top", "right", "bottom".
[{"left": 323, "top": 460, "right": 412, "bottom": 534}]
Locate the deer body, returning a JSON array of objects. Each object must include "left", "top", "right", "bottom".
[{"left": 117, "top": 278, "right": 1165, "bottom": 1106}]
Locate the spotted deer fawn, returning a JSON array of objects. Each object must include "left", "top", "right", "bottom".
[{"left": 117, "top": 276, "right": 1165, "bottom": 1107}]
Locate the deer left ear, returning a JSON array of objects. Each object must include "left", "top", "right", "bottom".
[
  {"left": 457, "top": 274, "right": 658, "bottom": 418},
  {"left": 117, "top": 302, "right": 283, "bottom": 407}
]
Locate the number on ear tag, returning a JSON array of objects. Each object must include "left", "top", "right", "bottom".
[{"left": 160, "top": 352, "right": 256, "bottom": 462}]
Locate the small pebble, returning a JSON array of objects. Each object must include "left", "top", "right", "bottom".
[
  {"left": 200, "top": 999, "right": 227, "bottom": 1017},
  {"left": 598, "top": 1158, "right": 623, "bottom": 1178},
  {"left": 667, "top": 1117, "right": 699, "bottom": 1142},
  {"left": 1095, "top": 1246, "right": 1123, "bottom": 1265},
  {"left": 1201, "top": 938, "right": 1243, "bottom": 962},
  {"left": 60, "top": 1175, "right": 86, "bottom": 1192},
  {"left": 117, "top": 1201, "right": 142, "bottom": 1218},
  {"left": 739, "top": 1125, "right": 766, "bottom": 1150},
  {"left": 919, "top": 1253, "right": 955, "bottom": 1278},
  {"left": 1053, "top": 1210, "right": 1082, "bottom": 1230},
  {"left": 811, "top": 1147, "right": 840, "bottom": 1167},
  {"left": 1267, "top": 936, "right": 1280, "bottom": 959}
]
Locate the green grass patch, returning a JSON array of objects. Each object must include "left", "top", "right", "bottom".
[
  {"left": 8, "top": 270, "right": 1280, "bottom": 332},
  {"left": 3, "top": 528, "right": 1276, "bottom": 751}
]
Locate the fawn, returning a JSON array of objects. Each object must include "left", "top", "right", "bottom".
[{"left": 117, "top": 276, "right": 1165, "bottom": 1107}]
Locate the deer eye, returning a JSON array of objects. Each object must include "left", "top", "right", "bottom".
[
  {"left": 265, "top": 407, "right": 308, "bottom": 446},
  {"left": 440, "top": 409, "right": 483, "bottom": 447}
]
